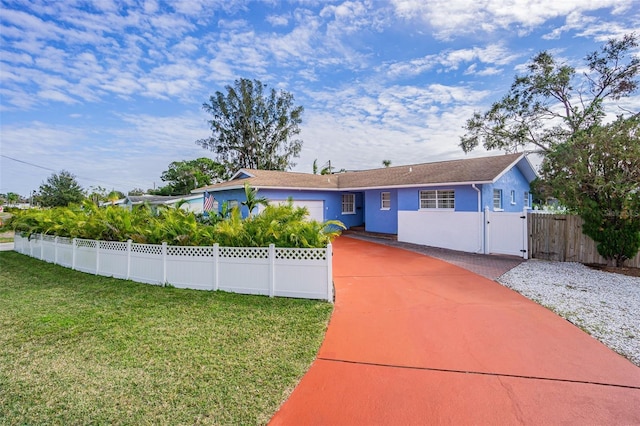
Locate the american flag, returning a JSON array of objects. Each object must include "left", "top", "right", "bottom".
[{"left": 203, "top": 191, "right": 215, "bottom": 213}]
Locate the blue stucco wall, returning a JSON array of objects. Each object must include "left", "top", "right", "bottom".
[
  {"left": 208, "top": 188, "right": 365, "bottom": 228},
  {"left": 364, "top": 189, "right": 398, "bottom": 234},
  {"left": 482, "top": 166, "right": 531, "bottom": 212},
  {"left": 210, "top": 188, "right": 245, "bottom": 214},
  {"left": 397, "top": 185, "right": 480, "bottom": 213},
  {"left": 207, "top": 163, "right": 532, "bottom": 233}
]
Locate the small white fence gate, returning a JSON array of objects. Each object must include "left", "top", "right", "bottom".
[
  {"left": 398, "top": 208, "right": 528, "bottom": 258},
  {"left": 484, "top": 207, "right": 528, "bottom": 258},
  {"left": 13, "top": 234, "right": 333, "bottom": 302}
]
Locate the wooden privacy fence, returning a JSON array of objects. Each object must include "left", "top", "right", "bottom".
[
  {"left": 528, "top": 213, "right": 640, "bottom": 268},
  {"left": 13, "top": 234, "right": 333, "bottom": 302}
]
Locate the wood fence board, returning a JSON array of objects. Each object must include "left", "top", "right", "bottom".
[{"left": 528, "top": 213, "right": 640, "bottom": 268}]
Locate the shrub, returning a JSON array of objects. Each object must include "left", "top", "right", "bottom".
[{"left": 10, "top": 201, "right": 343, "bottom": 248}]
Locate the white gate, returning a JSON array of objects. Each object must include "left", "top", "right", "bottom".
[{"left": 485, "top": 207, "right": 528, "bottom": 258}]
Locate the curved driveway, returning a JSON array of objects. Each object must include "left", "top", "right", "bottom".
[{"left": 270, "top": 237, "right": 640, "bottom": 425}]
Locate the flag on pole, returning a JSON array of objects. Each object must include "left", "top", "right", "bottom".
[{"left": 203, "top": 191, "right": 214, "bottom": 215}]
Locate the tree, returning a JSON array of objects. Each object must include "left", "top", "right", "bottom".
[
  {"left": 541, "top": 115, "right": 640, "bottom": 266},
  {"left": 460, "top": 34, "right": 639, "bottom": 154},
  {"left": 158, "top": 158, "right": 226, "bottom": 195},
  {"left": 6, "top": 192, "right": 20, "bottom": 205},
  {"left": 382, "top": 160, "right": 392, "bottom": 167},
  {"left": 107, "top": 190, "right": 125, "bottom": 205},
  {"left": 241, "top": 183, "right": 269, "bottom": 217},
  {"left": 38, "top": 170, "right": 84, "bottom": 207},
  {"left": 150, "top": 158, "right": 225, "bottom": 196},
  {"left": 128, "top": 188, "right": 146, "bottom": 196},
  {"left": 196, "top": 78, "right": 304, "bottom": 173},
  {"left": 86, "top": 185, "right": 108, "bottom": 205}
]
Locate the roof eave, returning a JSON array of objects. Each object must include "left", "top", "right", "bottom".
[{"left": 339, "top": 180, "right": 495, "bottom": 191}]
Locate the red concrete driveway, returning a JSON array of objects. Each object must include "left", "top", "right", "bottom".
[{"left": 270, "top": 237, "right": 640, "bottom": 425}]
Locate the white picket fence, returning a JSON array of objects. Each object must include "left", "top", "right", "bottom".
[{"left": 13, "top": 234, "right": 333, "bottom": 302}]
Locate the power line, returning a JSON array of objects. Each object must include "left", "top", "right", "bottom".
[
  {"left": 1, "top": 154, "right": 57, "bottom": 172},
  {"left": 0, "top": 154, "right": 149, "bottom": 190}
]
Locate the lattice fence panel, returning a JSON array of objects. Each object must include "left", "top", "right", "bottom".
[
  {"left": 58, "top": 237, "right": 72, "bottom": 245},
  {"left": 100, "top": 241, "right": 128, "bottom": 252},
  {"left": 276, "top": 248, "right": 327, "bottom": 261},
  {"left": 219, "top": 247, "right": 269, "bottom": 259},
  {"left": 77, "top": 239, "right": 97, "bottom": 249},
  {"left": 131, "top": 243, "right": 163, "bottom": 255},
  {"left": 167, "top": 246, "right": 215, "bottom": 257}
]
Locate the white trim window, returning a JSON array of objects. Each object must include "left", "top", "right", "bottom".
[
  {"left": 381, "top": 192, "right": 391, "bottom": 210},
  {"left": 229, "top": 199, "right": 239, "bottom": 209},
  {"left": 342, "top": 194, "right": 355, "bottom": 214},
  {"left": 493, "top": 189, "right": 502, "bottom": 210},
  {"left": 419, "top": 190, "right": 454, "bottom": 209},
  {"left": 524, "top": 191, "right": 530, "bottom": 208},
  {"left": 510, "top": 190, "right": 516, "bottom": 205}
]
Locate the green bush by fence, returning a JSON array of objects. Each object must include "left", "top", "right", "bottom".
[{"left": 9, "top": 201, "right": 344, "bottom": 249}]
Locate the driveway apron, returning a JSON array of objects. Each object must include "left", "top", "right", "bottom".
[{"left": 270, "top": 237, "right": 640, "bottom": 425}]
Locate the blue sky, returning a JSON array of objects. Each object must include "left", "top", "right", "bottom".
[{"left": 1, "top": 0, "right": 639, "bottom": 197}]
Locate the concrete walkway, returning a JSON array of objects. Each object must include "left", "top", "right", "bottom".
[
  {"left": 345, "top": 232, "right": 524, "bottom": 280},
  {"left": 270, "top": 237, "right": 640, "bottom": 425},
  {"left": 0, "top": 242, "right": 14, "bottom": 251}
]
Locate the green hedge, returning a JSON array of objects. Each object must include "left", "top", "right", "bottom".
[{"left": 9, "top": 201, "right": 344, "bottom": 248}]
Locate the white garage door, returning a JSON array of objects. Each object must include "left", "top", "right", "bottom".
[
  {"left": 289, "top": 200, "right": 324, "bottom": 222},
  {"left": 263, "top": 200, "right": 324, "bottom": 222}
]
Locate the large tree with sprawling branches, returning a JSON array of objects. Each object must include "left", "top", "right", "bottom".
[{"left": 460, "top": 33, "right": 639, "bottom": 154}]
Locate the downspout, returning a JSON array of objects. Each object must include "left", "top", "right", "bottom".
[{"left": 472, "top": 184, "right": 483, "bottom": 254}]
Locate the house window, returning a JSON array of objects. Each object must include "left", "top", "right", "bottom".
[
  {"left": 438, "top": 190, "right": 455, "bottom": 209},
  {"left": 229, "top": 200, "right": 238, "bottom": 209},
  {"left": 420, "top": 190, "right": 436, "bottom": 209},
  {"left": 420, "top": 190, "right": 454, "bottom": 209},
  {"left": 493, "top": 189, "right": 502, "bottom": 210},
  {"left": 524, "top": 191, "right": 530, "bottom": 208},
  {"left": 342, "top": 194, "right": 355, "bottom": 214},
  {"left": 510, "top": 190, "right": 516, "bottom": 205},
  {"left": 381, "top": 192, "right": 390, "bottom": 210}
]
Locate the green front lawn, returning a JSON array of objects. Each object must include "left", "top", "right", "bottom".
[{"left": 0, "top": 252, "right": 333, "bottom": 425}]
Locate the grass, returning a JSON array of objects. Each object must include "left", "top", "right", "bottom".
[{"left": 0, "top": 251, "right": 333, "bottom": 425}]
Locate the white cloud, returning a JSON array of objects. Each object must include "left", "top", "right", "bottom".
[
  {"left": 390, "top": 0, "right": 634, "bottom": 39},
  {"left": 383, "top": 44, "right": 520, "bottom": 78},
  {"left": 37, "top": 89, "right": 78, "bottom": 104},
  {"left": 266, "top": 14, "right": 290, "bottom": 27}
]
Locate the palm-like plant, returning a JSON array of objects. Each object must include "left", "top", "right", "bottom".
[
  {"left": 241, "top": 183, "right": 268, "bottom": 217},
  {"left": 10, "top": 196, "right": 345, "bottom": 248}
]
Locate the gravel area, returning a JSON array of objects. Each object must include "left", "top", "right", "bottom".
[{"left": 498, "top": 260, "right": 640, "bottom": 366}]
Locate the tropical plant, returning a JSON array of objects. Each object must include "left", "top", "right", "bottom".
[
  {"left": 106, "top": 190, "right": 124, "bottom": 205},
  {"left": 241, "top": 183, "right": 269, "bottom": 217},
  {"left": 10, "top": 201, "right": 344, "bottom": 248}
]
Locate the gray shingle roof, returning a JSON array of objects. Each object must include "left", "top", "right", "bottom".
[
  {"left": 127, "top": 194, "right": 200, "bottom": 205},
  {"left": 194, "top": 153, "right": 531, "bottom": 193}
]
